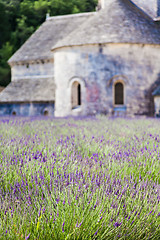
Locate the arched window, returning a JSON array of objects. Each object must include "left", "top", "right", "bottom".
[
  {"left": 43, "top": 109, "right": 49, "bottom": 116},
  {"left": 71, "top": 81, "right": 81, "bottom": 109},
  {"left": 115, "top": 82, "right": 124, "bottom": 105},
  {"left": 12, "top": 110, "right": 16, "bottom": 116}
]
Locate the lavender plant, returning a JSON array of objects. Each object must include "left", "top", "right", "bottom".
[{"left": 0, "top": 116, "right": 160, "bottom": 239}]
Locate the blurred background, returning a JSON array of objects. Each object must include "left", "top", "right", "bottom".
[{"left": 0, "top": 0, "right": 97, "bottom": 88}]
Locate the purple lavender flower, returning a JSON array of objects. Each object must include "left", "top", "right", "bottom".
[
  {"left": 114, "top": 222, "right": 121, "bottom": 227},
  {"left": 25, "top": 233, "right": 31, "bottom": 240},
  {"left": 62, "top": 221, "right": 65, "bottom": 232}
]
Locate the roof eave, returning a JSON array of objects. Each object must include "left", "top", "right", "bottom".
[
  {"left": 51, "top": 41, "right": 160, "bottom": 52},
  {"left": 8, "top": 57, "right": 54, "bottom": 66}
]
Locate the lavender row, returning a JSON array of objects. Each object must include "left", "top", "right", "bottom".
[{"left": 0, "top": 116, "right": 160, "bottom": 239}]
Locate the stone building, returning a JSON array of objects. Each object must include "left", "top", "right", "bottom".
[{"left": 1, "top": 0, "right": 160, "bottom": 117}]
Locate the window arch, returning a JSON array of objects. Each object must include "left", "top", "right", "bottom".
[
  {"left": 43, "top": 108, "right": 49, "bottom": 116},
  {"left": 12, "top": 110, "right": 17, "bottom": 116},
  {"left": 71, "top": 81, "right": 81, "bottom": 109},
  {"left": 114, "top": 82, "right": 124, "bottom": 105}
]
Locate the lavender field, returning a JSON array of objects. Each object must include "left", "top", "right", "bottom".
[{"left": 0, "top": 116, "right": 160, "bottom": 239}]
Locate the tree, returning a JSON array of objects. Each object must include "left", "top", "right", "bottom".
[
  {"left": 0, "top": 42, "right": 13, "bottom": 86},
  {"left": 0, "top": 0, "right": 98, "bottom": 87},
  {"left": 0, "top": 1, "right": 11, "bottom": 48}
]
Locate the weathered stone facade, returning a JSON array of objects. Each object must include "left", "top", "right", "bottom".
[
  {"left": 10, "top": 60, "right": 54, "bottom": 82},
  {"left": 54, "top": 44, "right": 160, "bottom": 117},
  {"left": 0, "top": 102, "right": 54, "bottom": 116},
  {"left": 1, "top": 0, "right": 160, "bottom": 117}
]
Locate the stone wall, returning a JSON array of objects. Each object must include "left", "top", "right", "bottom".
[
  {"left": 11, "top": 60, "right": 54, "bottom": 81},
  {"left": 154, "top": 96, "right": 160, "bottom": 116},
  {"left": 3, "top": 60, "right": 55, "bottom": 117},
  {"left": 132, "top": 0, "right": 158, "bottom": 18},
  {"left": 0, "top": 102, "right": 54, "bottom": 117},
  {"left": 99, "top": 0, "right": 160, "bottom": 19},
  {"left": 54, "top": 43, "right": 160, "bottom": 117}
]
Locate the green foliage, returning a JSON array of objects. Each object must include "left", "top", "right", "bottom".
[
  {"left": 0, "top": 0, "right": 98, "bottom": 87},
  {"left": 0, "top": 1, "right": 11, "bottom": 48},
  {"left": 0, "top": 42, "right": 13, "bottom": 86}
]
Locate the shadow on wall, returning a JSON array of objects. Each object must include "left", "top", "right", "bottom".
[{"left": 147, "top": 73, "right": 160, "bottom": 116}]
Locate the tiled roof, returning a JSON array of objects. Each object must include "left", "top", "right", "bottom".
[
  {"left": 8, "top": 12, "right": 95, "bottom": 64},
  {"left": 52, "top": 0, "right": 160, "bottom": 50},
  {"left": 0, "top": 78, "right": 55, "bottom": 102}
]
